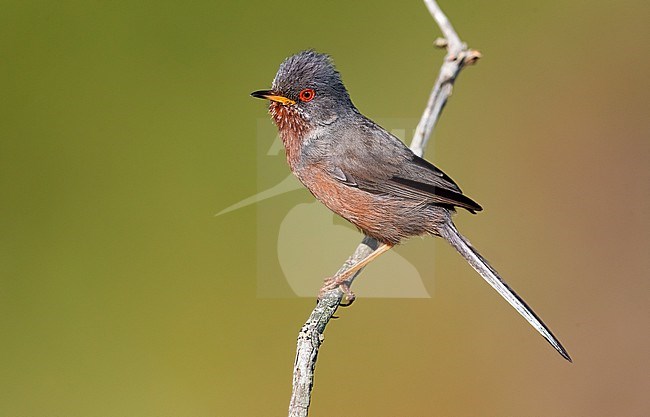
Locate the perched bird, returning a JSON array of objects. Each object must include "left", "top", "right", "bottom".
[{"left": 252, "top": 50, "right": 571, "bottom": 361}]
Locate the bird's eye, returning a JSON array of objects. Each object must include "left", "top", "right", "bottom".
[{"left": 299, "top": 88, "right": 315, "bottom": 102}]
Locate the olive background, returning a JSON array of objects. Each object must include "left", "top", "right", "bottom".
[{"left": 1, "top": 1, "right": 648, "bottom": 416}]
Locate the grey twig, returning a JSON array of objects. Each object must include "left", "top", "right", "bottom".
[
  {"left": 288, "top": 2, "right": 480, "bottom": 416},
  {"left": 410, "top": 0, "right": 482, "bottom": 157}
]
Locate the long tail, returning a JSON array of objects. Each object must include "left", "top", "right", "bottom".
[{"left": 439, "top": 221, "right": 572, "bottom": 362}]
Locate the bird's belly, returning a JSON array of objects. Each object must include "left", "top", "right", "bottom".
[{"left": 296, "top": 166, "right": 446, "bottom": 245}]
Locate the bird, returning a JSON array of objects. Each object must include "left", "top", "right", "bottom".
[{"left": 251, "top": 50, "right": 571, "bottom": 362}]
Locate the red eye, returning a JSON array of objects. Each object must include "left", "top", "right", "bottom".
[{"left": 299, "top": 88, "right": 315, "bottom": 102}]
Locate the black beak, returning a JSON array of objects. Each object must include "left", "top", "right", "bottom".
[
  {"left": 251, "top": 90, "right": 273, "bottom": 99},
  {"left": 250, "top": 90, "right": 296, "bottom": 105}
]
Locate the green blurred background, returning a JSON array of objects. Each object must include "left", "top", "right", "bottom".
[{"left": 1, "top": 1, "right": 648, "bottom": 416}]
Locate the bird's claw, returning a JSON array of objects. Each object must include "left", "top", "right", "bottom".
[
  {"left": 339, "top": 283, "right": 356, "bottom": 307},
  {"left": 318, "top": 276, "right": 356, "bottom": 307}
]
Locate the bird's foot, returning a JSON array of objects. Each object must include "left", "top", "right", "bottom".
[{"left": 318, "top": 276, "right": 356, "bottom": 307}]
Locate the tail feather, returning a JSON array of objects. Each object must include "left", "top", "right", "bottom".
[{"left": 439, "top": 221, "right": 572, "bottom": 362}]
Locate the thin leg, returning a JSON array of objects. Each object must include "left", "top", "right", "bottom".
[
  {"left": 337, "top": 242, "right": 393, "bottom": 281},
  {"left": 319, "top": 243, "right": 393, "bottom": 303}
]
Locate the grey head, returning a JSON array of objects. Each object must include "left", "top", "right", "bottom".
[{"left": 251, "top": 50, "right": 356, "bottom": 126}]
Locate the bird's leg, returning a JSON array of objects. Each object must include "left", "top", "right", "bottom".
[{"left": 319, "top": 243, "right": 393, "bottom": 305}]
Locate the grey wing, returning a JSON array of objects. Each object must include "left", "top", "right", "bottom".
[{"left": 326, "top": 118, "right": 482, "bottom": 213}]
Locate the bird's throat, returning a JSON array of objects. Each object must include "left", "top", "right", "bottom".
[{"left": 269, "top": 102, "right": 309, "bottom": 171}]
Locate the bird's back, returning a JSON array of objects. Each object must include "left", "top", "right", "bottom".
[{"left": 294, "top": 113, "right": 482, "bottom": 244}]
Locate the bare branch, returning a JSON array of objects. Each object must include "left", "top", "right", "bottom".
[
  {"left": 411, "top": 0, "right": 481, "bottom": 157},
  {"left": 423, "top": 0, "right": 462, "bottom": 48},
  {"left": 288, "top": 2, "right": 480, "bottom": 416}
]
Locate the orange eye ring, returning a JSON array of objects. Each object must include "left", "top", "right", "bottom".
[{"left": 299, "top": 88, "right": 315, "bottom": 102}]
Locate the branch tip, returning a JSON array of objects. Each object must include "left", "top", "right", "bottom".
[
  {"left": 464, "top": 49, "right": 482, "bottom": 65},
  {"left": 434, "top": 37, "right": 448, "bottom": 48}
]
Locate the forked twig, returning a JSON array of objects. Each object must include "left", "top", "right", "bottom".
[{"left": 288, "top": 2, "right": 481, "bottom": 416}]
